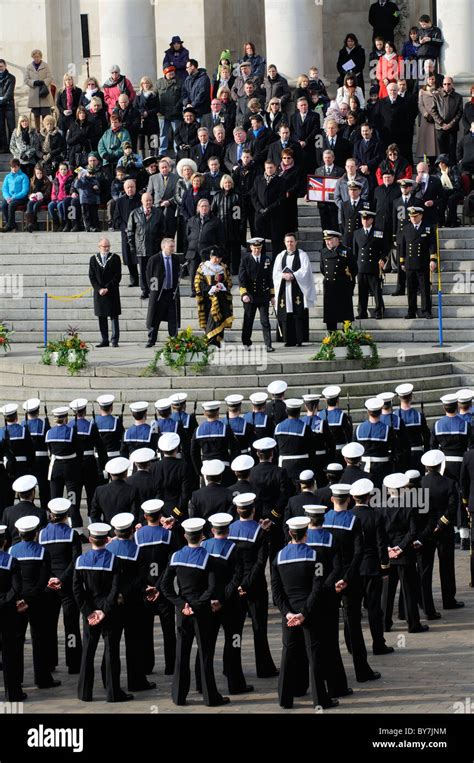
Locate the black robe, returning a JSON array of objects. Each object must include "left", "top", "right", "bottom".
[
  {"left": 88, "top": 252, "right": 122, "bottom": 317},
  {"left": 145, "top": 252, "right": 181, "bottom": 329},
  {"left": 320, "top": 245, "right": 357, "bottom": 326}
]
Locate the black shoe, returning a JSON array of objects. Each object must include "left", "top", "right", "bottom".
[
  {"left": 109, "top": 692, "right": 134, "bottom": 702},
  {"left": 266, "top": 346, "right": 275, "bottom": 352},
  {"left": 355, "top": 313, "right": 368, "bottom": 320},
  {"left": 96, "top": 341, "right": 109, "bottom": 347},
  {"left": 258, "top": 669, "right": 279, "bottom": 678},
  {"left": 392, "top": 289, "right": 405, "bottom": 296},
  {"left": 128, "top": 282, "right": 139, "bottom": 288},
  {"left": 443, "top": 601, "right": 464, "bottom": 609},
  {"left": 404, "top": 314, "right": 416, "bottom": 319},
  {"left": 422, "top": 312, "right": 433, "bottom": 319},
  {"left": 128, "top": 681, "right": 156, "bottom": 691},
  {"left": 321, "top": 698, "right": 339, "bottom": 709},
  {"left": 461, "top": 538, "right": 470, "bottom": 550},
  {"left": 408, "top": 624, "right": 429, "bottom": 633},
  {"left": 111, "top": 342, "right": 119, "bottom": 347},
  {"left": 62, "top": 222, "right": 71, "bottom": 232},
  {"left": 68, "top": 667, "right": 80, "bottom": 674},
  {"left": 27, "top": 223, "right": 34, "bottom": 233},
  {"left": 331, "top": 687, "right": 353, "bottom": 697},
  {"left": 70, "top": 225, "right": 79, "bottom": 232},
  {"left": 357, "top": 671, "right": 381, "bottom": 682},
  {"left": 164, "top": 668, "right": 174, "bottom": 676},
  {"left": 426, "top": 612, "right": 441, "bottom": 620},
  {"left": 145, "top": 340, "right": 155, "bottom": 348},
  {"left": 37, "top": 680, "right": 61, "bottom": 689},
  {"left": 373, "top": 313, "right": 383, "bottom": 320},
  {"left": 140, "top": 292, "right": 149, "bottom": 299},
  {"left": 208, "top": 695, "right": 230, "bottom": 706},
  {"left": 373, "top": 646, "right": 394, "bottom": 655}
]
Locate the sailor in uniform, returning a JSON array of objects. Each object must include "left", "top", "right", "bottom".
[
  {"left": 161, "top": 517, "right": 230, "bottom": 707},
  {"left": 150, "top": 432, "right": 191, "bottom": 525},
  {"left": 94, "top": 394, "right": 125, "bottom": 467},
  {"left": 0, "top": 523, "right": 25, "bottom": 701},
  {"left": 271, "top": 516, "right": 338, "bottom": 710},
  {"left": 68, "top": 398, "right": 107, "bottom": 523},
  {"left": 352, "top": 209, "right": 386, "bottom": 320},
  {"left": 285, "top": 469, "right": 318, "bottom": 527},
  {"left": 301, "top": 394, "right": 335, "bottom": 484},
  {"left": 39, "top": 497, "right": 82, "bottom": 676},
  {"left": 377, "top": 391, "right": 410, "bottom": 471},
  {"left": 134, "top": 499, "right": 177, "bottom": 676},
  {"left": 169, "top": 392, "right": 199, "bottom": 486},
  {"left": 9, "top": 515, "right": 60, "bottom": 689},
  {"left": 223, "top": 395, "right": 255, "bottom": 455},
  {"left": 393, "top": 383, "right": 431, "bottom": 471},
  {"left": 400, "top": 206, "right": 437, "bottom": 319},
  {"left": 274, "top": 398, "right": 314, "bottom": 483},
  {"left": 313, "top": 462, "right": 344, "bottom": 509},
  {"left": 121, "top": 401, "right": 159, "bottom": 459},
  {"left": 188, "top": 460, "right": 234, "bottom": 528},
  {"left": 22, "top": 398, "right": 50, "bottom": 510},
  {"left": 340, "top": 442, "right": 367, "bottom": 486},
  {"left": 355, "top": 398, "right": 396, "bottom": 489},
  {"left": 152, "top": 398, "right": 183, "bottom": 440},
  {"left": 73, "top": 522, "right": 132, "bottom": 702},
  {"left": 202, "top": 512, "right": 253, "bottom": 695},
  {"left": 457, "top": 389, "right": 474, "bottom": 425},
  {"left": 190, "top": 401, "right": 239, "bottom": 487},
  {"left": 228, "top": 454, "right": 256, "bottom": 498},
  {"left": 245, "top": 392, "right": 275, "bottom": 443},
  {"left": 90, "top": 457, "right": 141, "bottom": 525},
  {"left": 266, "top": 380, "right": 288, "bottom": 425},
  {"left": 350, "top": 479, "right": 393, "bottom": 655},
  {"left": 320, "top": 230, "right": 357, "bottom": 332},
  {"left": 0, "top": 403, "right": 35, "bottom": 504},
  {"left": 228, "top": 493, "right": 278, "bottom": 678},
  {"left": 127, "top": 447, "right": 158, "bottom": 507},
  {"left": 319, "top": 386, "right": 353, "bottom": 464},
  {"left": 323, "top": 483, "right": 381, "bottom": 683},
  {"left": 250, "top": 436, "right": 292, "bottom": 559},
  {"left": 107, "top": 512, "right": 155, "bottom": 693},
  {"left": 45, "top": 406, "right": 81, "bottom": 531},
  {"left": 1, "top": 474, "right": 46, "bottom": 546}
]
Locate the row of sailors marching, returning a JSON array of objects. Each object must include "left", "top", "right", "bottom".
[
  {"left": 0, "top": 380, "right": 472, "bottom": 544},
  {"left": 0, "top": 457, "right": 464, "bottom": 710}
]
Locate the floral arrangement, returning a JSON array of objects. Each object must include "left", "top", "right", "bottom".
[
  {"left": 145, "top": 327, "right": 212, "bottom": 374},
  {"left": 313, "top": 326, "right": 379, "bottom": 366},
  {"left": 41, "top": 325, "right": 89, "bottom": 375},
  {"left": 0, "top": 322, "right": 13, "bottom": 353}
]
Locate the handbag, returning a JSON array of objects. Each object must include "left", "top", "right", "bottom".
[{"left": 38, "top": 82, "right": 49, "bottom": 99}]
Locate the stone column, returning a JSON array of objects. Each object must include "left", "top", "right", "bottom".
[
  {"left": 264, "top": 0, "right": 324, "bottom": 81},
  {"left": 99, "top": 0, "right": 157, "bottom": 86},
  {"left": 438, "top": 0, "right": 474, "bottom": 95}
]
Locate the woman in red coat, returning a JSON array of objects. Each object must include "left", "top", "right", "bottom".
[{"left": 376, "top": 42, "right": 404, "bottom": 99}]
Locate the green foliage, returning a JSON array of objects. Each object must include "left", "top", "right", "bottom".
[
  {"left": 145, "top": 327, "right": 212, "bottom": 374},
  {"left": 41, "top": 326, "right": 89, "bottom": 375},
  {"left": 312, "top": 326, "right": 379, "bottom": 368}
]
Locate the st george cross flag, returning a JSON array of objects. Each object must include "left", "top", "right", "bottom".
[{"left": 307, "top": 175, "right": 337, "bottom": 203}]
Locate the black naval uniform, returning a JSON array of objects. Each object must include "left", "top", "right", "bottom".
[
  {"left": 134, "top": 524, "right": 177, "bottom": 675},
  {"left": 69, "top": 417, "right": 107, "bottom": 518},
  {"left": 400, "top": 221, "right": 436, "bottom": 317},
  {"left": 2, "top": 500, "right": 47, "bottom": 546},
  {"left": 0, "top": 549, "right": 23, "bottom": 700},
  {"left": 90, "top": 479, "right": 141, "bottom": 525},
  {"left": 285, "top": 490, "right": 318, "bottom": 525},
  {"left": 251, "top": 459, "right": 292, "bottom": 558},
  {"left": 274, "top": 417, "right": 314, "bottom": 481},
  {"left": 392, "top": 194, "right": 423, "bottom": 294},
  {"left": 228, "top": 517, "right": 278, "bottom": 677},
  {"left": 265, "top": 398, "right": 286, "bottom": 426},
  {"left": 0, "top": 438, "right": 15, "bottom": 513},
  {"left": 126, "top": 467, "right": 158, "bottom": 508},
  {"left": 0, "top": 420, "right": 35, "bottom": 482},
  {"left": 39, "top": 521, "right": 83, "bottom": 674},
  {"left": 393, "top": 404, "right": 430, "bottom": 471},
  {"left": 380, "top": 410, "right": 411, "bottom": 472},
  {"left": 320, "top": 243, "right": 357, "bottom": 331},
  {"left": 23, "top": 414, "right": 51, "bottom": 510},
  {"left": 355, "top": 419, "right": 396, "bottom": 489},
  {"left": 121, "top": 421, "right": 159, "bottom": 459},
  {"left": 161, "top": 544, "right": 227, "bottom": 706},
  {"left": 73, "top": 546, "right": 123, "bottom": 701},
  {"left": 461, "top": 449, "right": 474, "bottom": 585},
  {"left": 188, "top": 483, "right": 234, "bottom": 528},
  {"left": 301, "top": 413, "right": 335, "bottom": 484},
  {"left": 352, "top": 226, "right": 385, "bottom": 318},
  {"left": 271, "top": 543, "right": 333, "bottom": 709},
  {"left": 46, "top": 422, "right": 82, "bottom": 528},
  {"left": 225, "top": 414, "right": 256, "bottom": 455},
  {"left": 340, "top": 463, "right": 367, "bottom": 485},
  {"left": 239, "top": 250, "right": 274, "bottom": 348},
  {"left": 190, "top": 419, "right": 239, "bottom": 487},
  {"left": 95, "top": 411, "right": 125, "bottom": 462},
  {"left": 150, "top": 455, "right": 192, "bottom": 524},
  {"left": 340, "top": 198, "right": 365, "bottom": 249},
  {"left": 319, "top": 407, "right": 353, "bottom": 464},
  {"left": 170, "top": 409, "right": 199, "bottom": 472}
]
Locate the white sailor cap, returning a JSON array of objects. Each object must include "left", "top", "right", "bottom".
[
  {"left": 365, "top": 397, "right": 383, "bottom": 412},
  {"left": 405, "top": 469, "right": 421, "bottom": 481},
  {"left": 182, "top": 518, "right": 206, "bottom": 533},
  {"left": 326, "top": 462, "right": 344, "bottom": 472},
  {"left": 111, "top": 512, "right": 135, "bottom": 531},
  {"left": 347, "top": 180, "right": 363, "bottom": 189},
  {"left": 395, "top": 383, "right": 414, "bottom": 397},
  {"left": 225, "top": 394, "right": 244, "bottom": 406},
  {"left": 234, "top": 492, "right": 256, "bottom": 507},
  {"left": 408, "top": 206, "right": 424, "bottom": 215},
  {"left": 440, "top": 394, "right": 458, "bottom": 405},
  {"left": 48, "top": 497, "right": 71, "bottom": 515},
  {"left": 457, "top": 389, "right": 474, "bottom": 404},
  {"left": 0, "top": 403, "right": 18, "bottom": 416},
  {"left": 421, "top": 450, "right": 445, "bottom": 467},
  {"left": 22, "top": 398, "right": 41, "bottom": 413},
  {"left": 323, "top": 230, "right": 342, "bottom": 240},
  {"left": 303, "top": 505, "right": 327, "bottom": 516},
  {"left": 52, "top": 406, "right": 69, "bottom": 417},
  {"left": 299, "top": 469, "right": 315, "bottom": 481},
  {"left": 154, "top": 397, "right": 172, "bottom": 411},
  {"left": 69, "top": 398, "right": 88, "bottom": 412},
  {"left": 105, "top": 456, "right": 130, "bottom": 475},
  {"left": 129, "top": 401, "right": 149, "bottom": 414},
  {"left": 201, "top": 459, "right": 225, "bottom": 477},
  {"left": 231, "top": 454, "right": 255, "bottom": 471},
  {"left": 158, "top": 432, "right": 180, "bottom": 452},
  {"left": 342, "top": 442, "right": 365, "bottom": 459},
  {"left": 142, "top": 499, "right": 164, "bottom": 515},
  {"left": 202, "top": 400, "right": 221, "bottom": 411},
  {"left": 383, "top": 472, "right": 409, "bottom": 489},
  {"left": 267, "top": 380, "right": 288, "bottom": 395},
  {"left": 88, "top": 522, "right": 111, "bottom": 537},
  {"left": 0, "top": 525, "right": 7, "bottom": 534},
  {"left": 302, "top": 394, "right": 321, "bottom": 403},
  {"left": 247, "top": 237, "right": 264, "bottom": 246},
  {"left": 359, "top": 209, "right": 376, "bottom": 217},
  {"left": 286, "top": 516, "right": 310, "bottom": 530},
  {"left": 377, "top": 392, "right": 395, "bottom": 404},
  {"left": 15, "top": 515, "right": 40, "bottom": 533},
  {"left": 249, "top": 392, "right": 268, "bottom": 405},
  {"left": 96, "top": 394, "right": 115, "bottom": 407},
  {"left": 350, "top": 478, "right": 374, "bottom": 497},
  {"left": 169, "top": 393, "right": 188, "bottom": 405},
  {"left": 330, "top": 483, "right": 352, "bottom": 496},
  {"left": 285, "top": 398, "right": 303, "bottom": 409},
  {"left": 253, "top": 436, "right": 276, "bottom": 451},
  {"left": 208, "top": 512, "right": 233, "bottom": 528},
  {"left": 130, "top": 447, "right": 155, "bottom": 464},
  {"left": 322, "top": 385, "right": 341, "bottom": 399},
  {"left": 12, "top": 474, "right": 38, "bottom": 493}
]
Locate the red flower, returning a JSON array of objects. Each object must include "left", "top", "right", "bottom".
[
  {"left": 175, "top": 345, "right": 180, "bottom": 350},
  {"left": 0, "top": 337, "right": 5, "bottom": 344}
]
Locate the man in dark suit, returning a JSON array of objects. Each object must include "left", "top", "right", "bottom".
[
  {"left": 267, "top": 123, "right": 304, "bottom": 169},
  {"left": 400, "top": 206, "right": 437, "bottom": 319},
  {"left": 374, "top": 169, "right": 400, "bottom": 256},
  {"left": 368, "top": 0, "right": 400, "bottom": 43},
  {"left": 200, "top": 98, "right": 233, "bottom": 141},
  {"left": 340, "top": 181, "right": 366, "bottom": 249},
  {"left": 392, "top": 179, "right": 423, "bottom": 295},
  {"left": 224, "top": 126, "right": 250, "bottom": 173},
  {"left": 246, "top": 114, "right": 275, "bottom": 168},
  {"left": 430, "top": 76, "right": 463, "bottom": 164},
  {"left": 88, "top": 238, "right": 122, "bottom": 347},
  {"left": 396, "top": 79, "right": 418, "bottom": 166},
  {"left": 413, "top": 161, "right": 443, "bottom": 227},
  {"left": 185, "top": 197, "right": 225, "bottom": 290},
  {"left": 314, "top": 151, "right": 344, "bottom": 231},
  {"left": 238, "top": 237, "right": 274, "bottom": 350},
  {"left": 113, "top": 178, "right": 140, "bottom": 286},
  {"left": 250, "top": 159, "right": 286, "bottom": 259},
  {"left": 146, "top": 157, "right": 179, "bottom": 237},
  {"left": 127, "top": 192, "right": 165, "bottom": 299},
  {"left": 145, "top": 237, "right": 182, "bottom": 347},
  {"left": 190, "top": 127, "right": 219, "bottom": 172},
  {"left": 354, "top": 123, "right": 385, "bottom": 192},
  {"left": 352, "top": 210, "right": 386, "bottom": 319},
  {"left": 315, "top": 120, "right": 352, "bottom": 170},
  {"left": 373, "top": 83, "right": 404, "bottom": 149},
  {"left": 290, "top": 97, "right": 320, "bottom": 175}
]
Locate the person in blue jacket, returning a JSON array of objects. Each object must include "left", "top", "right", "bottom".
[
  {"left": 163, "top": 36, "right": 190, "bottom": 82},
  {"left": 181, "top": 60, "right": 211, "bottom": 117},
  {"left": 1, "top": 158, "right": 29, "bottom": 231}
]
